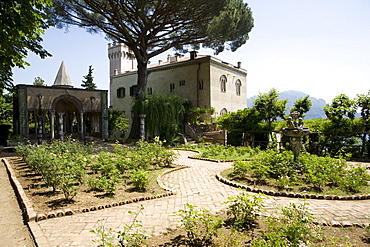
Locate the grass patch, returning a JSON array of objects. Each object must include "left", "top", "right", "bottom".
[{"left": 179, "top": 143, "right": 259, "bottom": 160}]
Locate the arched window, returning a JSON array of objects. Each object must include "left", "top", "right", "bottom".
[
  {"left": 220, "top": 75, "right": 227, "bottom": 93},
  {"left": 235, "top": 79, "right": 241, "bottom": 96},
  {"left": 220, "top": 108, "right": 228, "bottom": 116}
]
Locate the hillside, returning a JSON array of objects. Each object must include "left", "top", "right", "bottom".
[{"left": 247, "top": 90, "right": 327, "bottom": 119}]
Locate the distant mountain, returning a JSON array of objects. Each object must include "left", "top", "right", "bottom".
[{"left": 247, "top": 90, "right": 327, "bottom": 119}]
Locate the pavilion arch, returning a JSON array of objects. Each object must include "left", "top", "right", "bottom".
[{"left": 50, "top": 94, "right": 85, "bottom": 140}]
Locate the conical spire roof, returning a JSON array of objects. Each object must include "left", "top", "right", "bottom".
[{"left": 53, "top": 61, "right": 73, "bottom": 88}]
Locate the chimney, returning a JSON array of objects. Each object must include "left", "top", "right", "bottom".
[
  {"left": 237, "top": 61, "right": 241, "bottom": 68},
  {"left": 190, "top": 51, "right": 198, "bottom": 60}
]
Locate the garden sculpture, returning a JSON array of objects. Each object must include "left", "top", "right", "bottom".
[{"left": 282, "top": 111, "right": 310, "bottom": 160}]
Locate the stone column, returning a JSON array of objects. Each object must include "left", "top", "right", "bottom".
[
  {"left": 80, "top": 112, "right": 84, "bottom": 139},
  {"left": 58, "top": 112, "right": 65, "bottom": 141},
  {"left": 139, "top": 114, "right": 146, "bottom": 140},
  {"left": 50, "top": 111, "right": 55, "bottom": 140},
  {"left": 37, "top": 94, "right": 43, "bottom": 145}
]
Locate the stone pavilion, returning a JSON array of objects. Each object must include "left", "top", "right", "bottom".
[{"left": 13, "top": 61, "right": 109, "bottom": 141}]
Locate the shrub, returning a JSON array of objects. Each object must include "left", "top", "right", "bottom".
[
  {"left": 117, "top": 206, "right": 149, "bottom": 247},
  {"left": 90, "top": 206, "right": 149, "bottom": 247},
  {"left": 177, "top": 203, "right": 223, "bottom": 246},
  {"left": 224, "top": 193, "right": 264, "bottom": 231},
  {"left": 130, "top": 170, "right": 151, "bottom": 192},
  {"left": 339, "top": 167, "right": 370, "bottom": 193},
  {"left": 253, "top": 203, "right": 322, "bottom": 247},
  {"left": 87, "top": 175, "right": 120, "bottom": 194},
  {"left": 232, "top": 149, "right": 370, "bottom": 194}
]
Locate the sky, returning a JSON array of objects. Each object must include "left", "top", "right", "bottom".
[{"left": 12, "top": 0, "right": 370, "bottom": 103}]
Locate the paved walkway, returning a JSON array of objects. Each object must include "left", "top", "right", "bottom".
[{"left": 5, "top": 150, "right": 370, "bottom": 246}]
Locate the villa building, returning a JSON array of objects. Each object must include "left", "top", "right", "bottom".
[{"left": 109, "top": 43, "right": 248, "bottom": 132}]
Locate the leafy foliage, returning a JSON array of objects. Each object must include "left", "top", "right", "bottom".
[
  {"left": 177, "top": 203, "right": 223, "bottom": 246},
  {"left": 108, "top": 109, "right": 129, "bottom": 139},
  {"left": 132, "top": 94, "right": 188, "bottom": 144},
  {"left": 253, "top": 88, "right": 288, "bottom": 130},
  {"left": 189, "top": 107, "right": 215, "bottom": 125},
  {"left": 16, "top": 138, "right": 89, "bottom": 200},
  {"left": 224, "top": 193, "right": 264, "bottom": 231},
  {"left": 91, "top": 206, "right": 149, "bottom": 247},
  {"left": 33, "top": 76, "right": 47, "bottom": 86},
  {"left": 1, "top": 0, "right": 52, "bottom": 91},
  {"left": 130, "top": 170, "right": 151, "bottom": 192},
  {"left": 0, "top": 93, "right": 13, "bottom": 125},
  {"left": 16, "top": 137, "right": 176, "bottom": 197},
  {"left": 253, "top": 203, "right": 321, "bottom": 247},
  {"left": 217, "top": 107, "right": 264, "bottom": 146},
  {"left": 290, "top": 95, "right": 312, "bottom": 118},
  {"left": 231, "top": 150, "right": 370, "bottom": 194}
]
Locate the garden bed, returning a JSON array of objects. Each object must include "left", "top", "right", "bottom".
[
  {"left": 6, "top": 155, "right": 175, "bottom": 215},
  {"left": 147, "top": 216, "right": 370, "bottom": 247},
  {"left": 8, "top": 138, "right": 179, "bottom": 217}
]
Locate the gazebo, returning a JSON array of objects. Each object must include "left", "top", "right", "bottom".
[{"left": 13, "top": 62, "right": 109, "bottom": 142}]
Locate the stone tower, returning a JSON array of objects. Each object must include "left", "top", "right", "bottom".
[{"left": 108, "top": 43, "right": 135, "bottom": 77}]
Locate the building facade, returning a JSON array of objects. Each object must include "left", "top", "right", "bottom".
[{"left": 109, "top": 43, "right": 247, "bottom": 131}]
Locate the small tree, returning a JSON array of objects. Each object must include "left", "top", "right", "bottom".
[
  {"left": 108, "top": 109, "right": 129, "bottom": 139},
  {"left": 322, "top": 94, "right": 358, "bottom": 157},
  {"left": 217, "top": 108, "right": 263, "bottom": 146},
  {"left": 290, "top": 95, "right": 312, "bottom": 118},
  {"left": 81, "top": 65, "right": 96, "bottom": 89},
  {"left": 0, "top": 94, "right": 13, "bottom": 125},
  {"left": 323, "top": 94, "right": 356, "bottom": 121},
  {"left": 33, "top": 76, "right": 47, "bottom": 86},
  {"left": 253, "top": 88, "right": 288, "bottom": 130},
  {"left": 189, "top": 107, "right": 215, "bottom": 125},
  {"left": 356, "top": 91, "right": 370, "bottom": 157}
]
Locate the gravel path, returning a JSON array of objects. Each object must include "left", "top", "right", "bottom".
[{"left": 0, "top": 152, "right": 35, "bottom": 246}]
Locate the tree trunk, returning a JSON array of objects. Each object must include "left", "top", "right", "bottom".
[{"left": 128, "top": 59, "right": 148, "bottom": 140}]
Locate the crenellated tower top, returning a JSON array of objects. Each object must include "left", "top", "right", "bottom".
[{"left": 108, "top": 43, "right": 135, "bottom": 77}]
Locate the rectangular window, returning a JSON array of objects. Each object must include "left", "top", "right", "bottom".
[
  {"left": 147, "top": 87, "right": 153, "bottom": 95},
  {"left": 198, "top": 81, "right": 204, "bottom": 90},
  {"left": 130, "top": 85, "right": 138, "bottom": 96},
  {"left": 170, "top": 83, "right": 175, "bottom": 92},
  {"left": 117, "top": 87, "right": 125, "bottom": 98},
  {"left": 179, "top": 80, "right": 185, "bottom": 86}
]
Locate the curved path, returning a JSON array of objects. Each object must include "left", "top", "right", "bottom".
[{"left": 29, "top": 151, "right": 370, "bottom": 246}]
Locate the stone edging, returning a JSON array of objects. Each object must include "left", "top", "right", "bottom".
[
  {"left": 1, "top": 157, "right": 189, "bottom": 223},
  {"left": 189, "top": 156, "right": 254, "bottom": 163},
  {"left": 216, "top": 172, "right": 370, "bottom": 201},
  {"left": 1, "top": 158, "right": 37, "bottom": 222},
  {"left": 173, "top": 148, "right": 253, "bottom": 163}
]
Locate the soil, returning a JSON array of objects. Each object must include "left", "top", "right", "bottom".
[
  {"left": 147, "top": 211, "right": 370, "bottom": 246},
  {"left": 147, "top": 219, "right": 370, "bottom": 246},
  {"left": 6, "top": 155, "right": 173, "bottom": 214}
]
